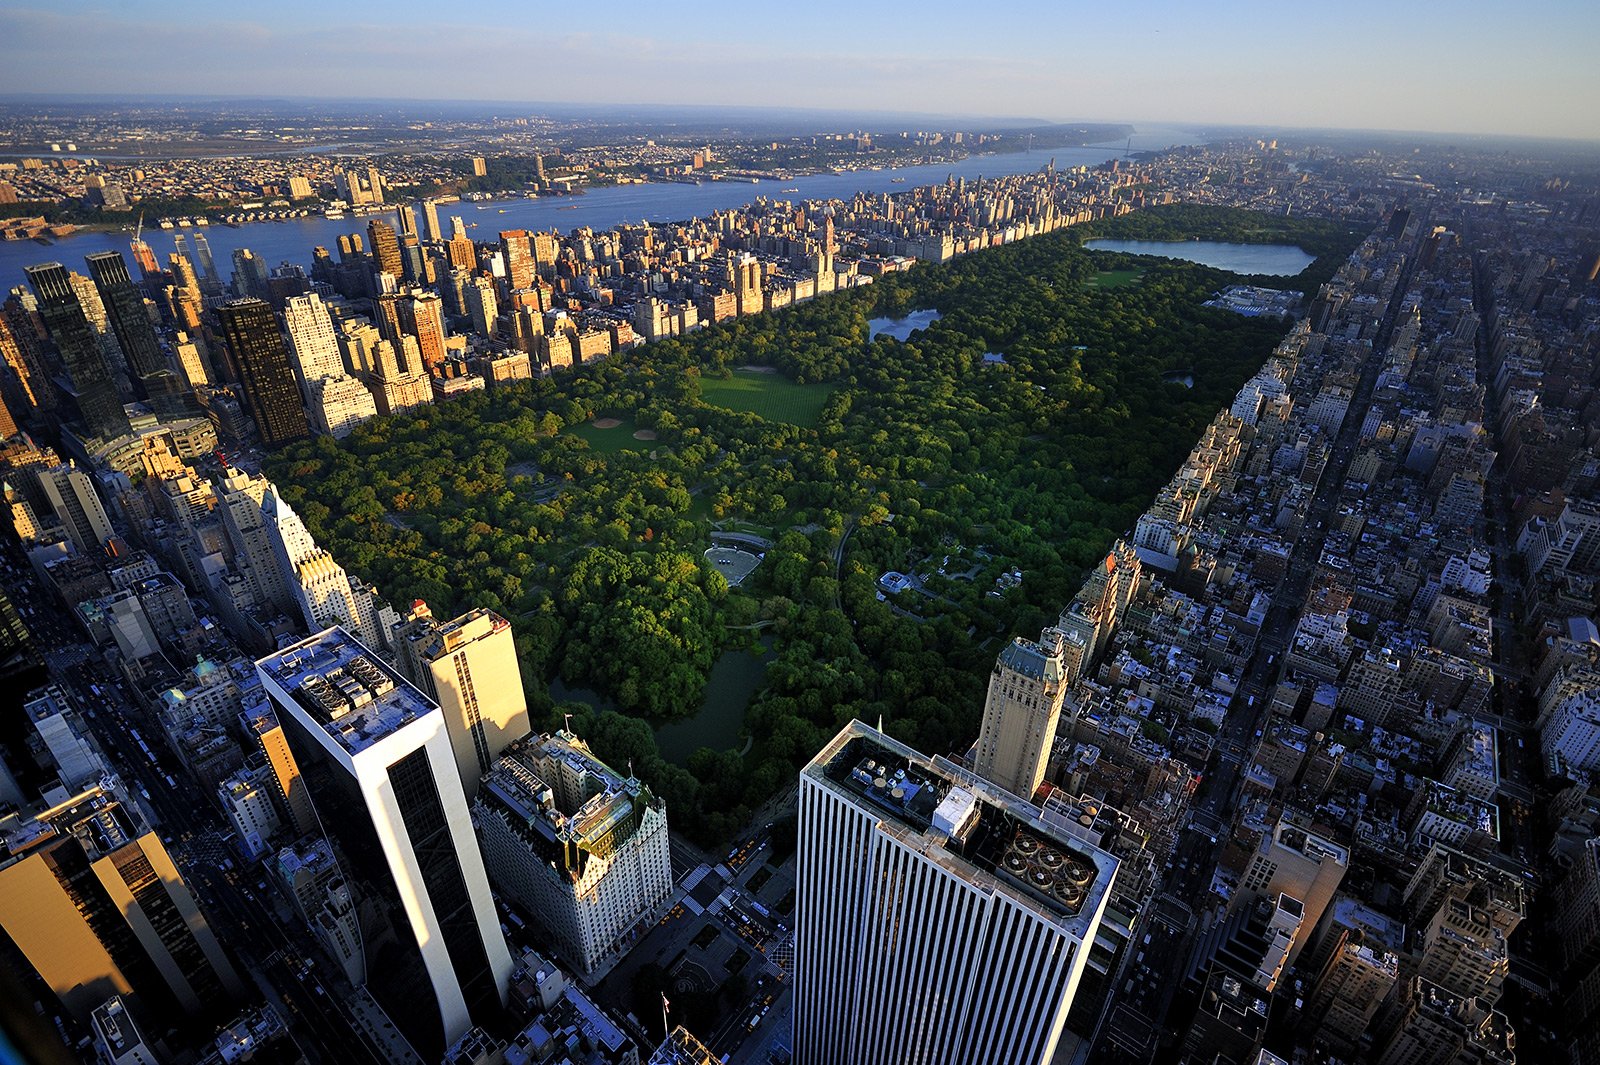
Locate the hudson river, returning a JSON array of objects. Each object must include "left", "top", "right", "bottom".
[{"left": 0, "top": 128, "right": 1201, "bottom": 293}]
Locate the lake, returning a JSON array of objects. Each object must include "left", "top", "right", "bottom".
[
  {"left": 1083, "top": 239, "right": 1316, "bottom": 276},
  {"left": 0, "top": 126, "right": 1204, "bottom": 294},
  {"left": 547, "top": 639, "right": 771, "bottom": 765},
  {"left": 869, "top": 309, "right": 942, "bottom": 341}
]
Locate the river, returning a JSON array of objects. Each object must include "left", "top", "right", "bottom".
[{"left": 0, "top": 127, "right": 1202, "bottom": 294}]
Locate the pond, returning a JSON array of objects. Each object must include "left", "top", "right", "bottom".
[
  {"left": 1163, "top": 371, "right": 1195, "bottom": 388},
  {"left": 547, "top": 638, "right": 771, "bottom": 765},
  {"left": 868, "top": 308, "right": 942, "bottom": 341},
  {"left": 1083, "top": 239, "right": 1316, "bottom": 276}
]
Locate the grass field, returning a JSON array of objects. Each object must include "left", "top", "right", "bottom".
[
  {"left": 700, "top": 370, "right": 833, "bottom": 428},
  {"left": 566, "top": 418, "right": 648, "bottom": 454},
  {"left": 1088, "top": 269, "right": 1145, "bottom": 289}
]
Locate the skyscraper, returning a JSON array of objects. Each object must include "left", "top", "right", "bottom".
[
  {"left": 86, "top": 251, "right": 189, "bottom": 416},
  {"left": 796, "top": 721, "right": 1117, "bottom": 1065},
  {"left": 420, "top": 199, "right": 442, "bottom": 243},
  {"left": 218, "top": 298, "right": 309, "bottom": 447},
  {"left": 0, "top": 783, "right": 243, "bottom": 1024},
  {"left": 973, "top": 627, "right": 1072, "bottom": 802},
  {"left": 404, "top": 291, "right": 448, "bottom": 370},
  {"left": 401, "top": 607, "right": 530, "bottom": 797},
  {"left": 368, "top": 219, "right": 403, "bottom": 283},
  {"left": 255, "top": 627, "right": 514, "bottom": 1059},
  {"left": 260, "top": 484, "right": 382, "bottom": 647},
  {"left": 1233, "top": 815, "right": 1348, "bottom": 969},
  {"left": 38, "top": 461, "right": 113, "bottom": 557},
  {"left": 24, "top": 262, "right": 131, "bottom": 441}
]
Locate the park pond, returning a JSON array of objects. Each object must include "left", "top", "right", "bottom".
[
  {"left": 869, "top": 308, "right": 942, "bottom": 341},
  {"left": 548, "top": 637, "right": 771, "bottom": 764},
  {"left": 1084, "top": 239, "right": 1316, "bottom": 276}
]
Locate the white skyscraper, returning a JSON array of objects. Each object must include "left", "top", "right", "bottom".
[
  {"left": 796, "top": 721, "right": 1117, "bottom": 1065},
  {"left": 255, "top": 626, "right": 514, "bottom": 1060},
  {"left": 261, "top": 484, "right": 383, "bottom": 648}
]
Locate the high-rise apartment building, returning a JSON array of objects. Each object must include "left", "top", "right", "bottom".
[
  {"left": 403, "top": 291, "right": 448, "bottom": 370},
  {"left": 0, "top": 783, "right": 243, "bottom": 1024},
  {"left": 244, "top": 704, "right": 317, "bottom": 837},
  {"left": 281, "top": 292, "right": 346, "bottom": 383},
  {"left": 474, "top": 731, "right": 672, "bottom": 974},
  {"left": 1301, "top": 898, "right": 1403, "bottom": 1053},
  {"left": 1403, "top": 842, "right": 1524, "bottom": 1006},
  {"left": 1374, "top": 978, "right": 1516, "bottom": 1065},
  {"left": 24, "top": 262, "right": 131, "bottom": 441},
  {"left": 973, "top": 627, "right": 1072, "bottom": 802},
  {"left": 796, "top": 721, "right": 1117, "bottom": 1065},
  {"left": 261, "top": 485, "right": 383, "bottom": 648},
  {"left": 218, "top": 298, "right": 309, "bottom": 447},
  {"left": 420, "top": 199, "right": 442, "bottom": 243},
  {"left": 255, "top": 626, "right": 514, "bottom": 1059}
]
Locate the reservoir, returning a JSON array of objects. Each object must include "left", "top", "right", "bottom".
[
  {"left": 1084, "top": 239, "right": 1316, "bottom": 276},
  {"left": 0, "top": 127, "right": 1202, "bottom": 294}
]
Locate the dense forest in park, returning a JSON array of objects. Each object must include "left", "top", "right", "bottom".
[{"left": 268, "top": 205, "right": 1368, "bottom": 844}]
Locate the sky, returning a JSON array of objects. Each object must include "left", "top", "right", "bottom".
[{"left": 2, "top": 1, "right": 1597, "bottom": 141}]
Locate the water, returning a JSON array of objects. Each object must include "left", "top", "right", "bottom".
[
  {"left": 1162, "top": 372, "right": 1195, "bottom": 388},
  {"left": 868, "top": 308, "right": 942, "bottom": 341},
  {"left": 1083, "top": 239, "right": 1316, "bottom": 276},
  {"left": 547, "top": 640, "right": 772, "bottom": 765},
  {"left": 0, "top": 126, "right": 1202, "bottom": 294},
  {"left": 652, "top": 643, "right": 770, "bottom": 764}
]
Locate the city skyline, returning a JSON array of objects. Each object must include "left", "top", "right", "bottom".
[{"left": 1, "top": 1, "right": 1597, "bottom": 141}]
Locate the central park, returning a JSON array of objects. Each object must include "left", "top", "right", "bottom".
[{"left": 268, "top": 204, "right": 1366, "bottom": 845}]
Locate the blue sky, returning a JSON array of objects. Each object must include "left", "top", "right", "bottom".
[{"left": 2, "top": 1, "right": 1596, "bottom": 139}]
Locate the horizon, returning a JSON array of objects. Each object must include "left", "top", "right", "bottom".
[{"left": 2, "top": 1, "right": 1597, "bottom": 142}]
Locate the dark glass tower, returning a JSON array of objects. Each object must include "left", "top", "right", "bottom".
[
  {"left": 23, "top": 262, "right": 131, "bottom": 441},
  {"left": 85, "top": 251, "right": 191, "bottom": 418},
  {"left": 367, "top": 219, "right": 404, "bottom": 283},
  {"left": 218, "top": 298, "right": 309, "bottom": 447}
]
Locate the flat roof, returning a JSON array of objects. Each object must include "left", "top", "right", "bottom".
[
  {"left": 256, "top": 626, "right": 434, "bottom": 755},
  {"left": 807, "top": 721, "right": 1117, "bottom": 937}
]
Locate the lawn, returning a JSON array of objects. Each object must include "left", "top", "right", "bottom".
[
  {"left": 699, "top": 369, "right": 833, "bottom": 428},
  {"left": 565, "top": 417, "right": 649, "bottom": 454},
  {"left": 1088, "top": 268, "right": 1145, "bottom": 289}
]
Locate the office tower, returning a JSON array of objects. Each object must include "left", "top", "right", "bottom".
[
  {"left": 38, "top": 461, "right": 113, "bottom": 556},
  {"left": 0, "top": 389, "right": 14, "bottom": 439},
  {"left": 24, "top": 262, "right": 131, "bottom": 440},
  {"left": 973, "top": 627, "right": 1071, "bottom": 802},
  {"left": 447, "top": 230, "right": 477, "bottom": 271},
  {"left": 396, "top": 203, "right": 417, "bottom": 239},
  {"left": 474, "top": 730, "right": 672, "bottom": 973},
  {"left": 404, "top": 291, "right": 448, "bottom": 370},
  {"left": 255, "top": 627, "right": 514, "bottom": 1059},
  {"left": 401, "top": 234, "right": 427, "bottom": 285},
  {"left": 0, "top": 311, "right": 49, "bottom": 418},
  {"left": 0, "top": 783, "right": 242, "bottom": 1024},
  {"left": 219, "top": 298, "right": 310, "bottom": 447},
  {"left": 368, "top": 218, "right": 403, "bottom": 283},
  {"left": 796, "top": 721, "right": 1117, "bottom": 1065},
  {"left": 172, "top": 331, "right": 208, "bottom": 387},
  {"left": 1374, "top": 978, "right": 1516, "bottom": 1065},
  {"left": 466, "top": 276, "right": 498, "bottom": 338},
  {"left": 218, "top": 765, "right": 282, "bottom": 859},
  {"left": 420, "top": 199, "right": 442, "bottom": 243},
  {"left": 85, "top": 251, "right": 188, "bottom": 416},
  {"left": 1232, "top": 815, "right": 1348, "bottom": 969},
  {"left": 129, "top": 233, "right": 160, "bottom": 277},
  {"left": 402, "top": 607, "right": 530, "bottom": 795}
]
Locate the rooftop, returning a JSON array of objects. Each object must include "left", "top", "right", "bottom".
[
  {"left": 256, "top": 626, "right": 434, "bottom": 755},
  {"left": 810, "top": 722, "right": 1116, "bottom": 934}
]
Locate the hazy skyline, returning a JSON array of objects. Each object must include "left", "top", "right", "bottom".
[{"left": 2, "top": 1, "right": 1597, "bottom": 140}]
